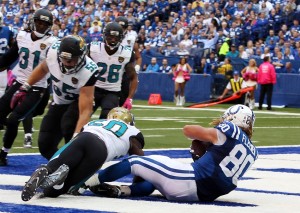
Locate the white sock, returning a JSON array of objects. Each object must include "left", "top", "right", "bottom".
[
  {"left": 120, "top": 185, "right": 131, "bottom": 196},
  {"left": 2, "top": 147, "right": 10, "bottom": 153},
  {"left": 25, "top": 133, "right": 32, "bottom": 138},
  {"left": 84, "top": 174, "right": 100, "bottom": 187}
]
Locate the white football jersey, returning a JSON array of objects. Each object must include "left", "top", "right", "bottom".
[
  {"left": 46, "top": 40, "right": 99, "bottom": 105},
  {"left": 89, "top": 42, "right": 133, "bottom": 91},
  {"left": 82, "top": 119, "right": 143, "bottom": 162},
  {"left": 121, "top": 32, "right": 137, "bottom": 49},
  {"left": 14, "top": 31, "right": 58, "bottom": 88}
]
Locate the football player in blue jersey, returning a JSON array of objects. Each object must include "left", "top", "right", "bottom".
[{"left": 85, "top": 104, "right": 258, "bottom": 202}]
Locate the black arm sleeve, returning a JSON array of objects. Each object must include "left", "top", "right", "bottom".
[
  {"left": 84, "top": 70, "right": 99, "bottom": 87},
  {"left": 0, "top": 40, "right": 19, "bottom": 69}
]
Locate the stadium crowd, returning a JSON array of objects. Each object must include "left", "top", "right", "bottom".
[{"left": 1, "top": 0, "right": 300, "bottom": 74}]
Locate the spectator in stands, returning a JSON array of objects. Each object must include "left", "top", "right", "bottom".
[
  {"left": 145, "top": 57, "right": 160, "bottom": 72},
  {"left": 283, "top": 47, "right": 295, "bottom": 60},
  {"left": 260, "top": 46, "right": 272, "bottom": 59},
  {"left": 173, "top": 57, "right": 193, "bottom": 106},
  {"left": 218, "top": 70, "right": 247, "bottom": 104},
  {"left": 179, "top": 33, "right": 193, "bottom": 50},
  {"left": 159, "top": 59, "right": 172, "bottom": 73},
  {"left": 282, "top": 62, "right": 297, "bottom": 74},
  {"left": 238, "top": 45, "right": 248, "bottom": 59},
  {"left": 226, "top": 43, "right": 239, "bottom": 58},
  {"left": 177, "top": 43, "right": 190, "bottom": 56},
  {"left": 218, "top": 38, "right": 230, "bottom": 61},
  {"left": 257, "top": 56, "right": 277, "bottom": 110},
  {"left": 241, "top": 59, "right": 259, "bottom": 109},
  {"left": 272, "top": 52, "right": 285, "bottom": 73},
  {"left": 195, "top": 57, "right": 212, "bottom": 75},
  {"left": 217, "top": 57, "right": 233, "bottom": 79},
  {"left": 206, "top": 51, "right": 218, "bottom": 73}
]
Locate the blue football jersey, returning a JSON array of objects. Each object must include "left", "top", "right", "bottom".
[
  {"left": 192, "top": 121, "right": 258, "bottom": 201},
  {"left": 0, "top": 26, "right": 14, "bottom": 55}
]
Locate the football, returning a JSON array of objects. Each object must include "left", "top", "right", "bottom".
[{"left": 190, "top": 140, "right": 211, "bottom": 161}]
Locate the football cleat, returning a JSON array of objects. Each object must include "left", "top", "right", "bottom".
[
  {"left": 24, "top": 136, "right": 33, "bottom": 148},
  {"left": 21, "top": 166, "right": 49, "bottom": 201},
  {"left": 40, "top": 164, "right": 69, "bottom": 189},
  {"left": 89, "top": 183, "right": 122, "bottom": 198},
  {"left": 0, "top": 150, "right": 8, "bottom": 166}
]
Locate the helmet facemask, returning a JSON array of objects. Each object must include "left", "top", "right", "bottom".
[
  {"left": 30, "top": 9, "right": 53, "bottom": 38},
  {"left": 58, "top": 36, "right": 87, "bottom": 75}
]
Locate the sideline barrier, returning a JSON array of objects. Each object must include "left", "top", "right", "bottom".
[{"left": 135, "top": 73, "right": 300, "bottom": 108}]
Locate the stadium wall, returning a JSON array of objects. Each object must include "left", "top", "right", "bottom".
[{"left": 135, "top": 72, "right": 300, "bottom": 107}]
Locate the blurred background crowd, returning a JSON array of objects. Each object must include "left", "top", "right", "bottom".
[{"left": 1, "top": 0, "right": 300, "bottom": 75}]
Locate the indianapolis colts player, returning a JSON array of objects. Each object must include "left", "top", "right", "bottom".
[{"left": 85, "top": 104, "right": 258, "bottom": 202}]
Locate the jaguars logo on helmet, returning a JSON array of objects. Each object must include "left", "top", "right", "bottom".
[
  {"left": 30, "top": 8, "right": 53, "bottom": 38},
  {"left": 58, "top": 35, "right": 87, "bottom": 75},
  {"left": 103, "top": 22, "right": 124, "bottom": 50},
  {"left": 107, "top": 107, "right": 135, "bottom": 126}
]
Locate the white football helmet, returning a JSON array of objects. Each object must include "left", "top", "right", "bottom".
[{"left": 222, "top": 104, "right": 255, "bottom": 130}]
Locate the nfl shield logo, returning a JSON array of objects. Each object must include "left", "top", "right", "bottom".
[
  {"left": 118, "top": 57, "right": 124, "bottom": 63},
  {"left": 71, "top": 77, "right": 78, "bottom": 84},
  {"left": 40, "top": 43, "right": 47, "bottom": 50}
]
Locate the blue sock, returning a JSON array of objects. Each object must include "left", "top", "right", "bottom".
[
  {"left": 129, "top": 181, "right": 155, "bottom": 196},
  {"left": 98, "top": 159, "right": 131, "bottom": 183}
]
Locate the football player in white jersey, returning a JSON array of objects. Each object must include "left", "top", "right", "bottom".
[
  {"left": 21, "top": 107, "right": 145, "bottom": 201},
  {"left": 89, "top": 22, "right": 138, "bottom": 119},
  {"left": 17, "top": 35, "right": 99, "bottom": 161},
  {"left": 0, "top": 9, "right": 58, "bottom": 166},
  {"left": 115, "top": 17, "right": 142, "bottom": 107},
  {"left": 86, "top": 105, "right": 258, "bottom": 202}
]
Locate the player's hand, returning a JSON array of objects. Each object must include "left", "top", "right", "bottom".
[
  {"left": 10, "top": 82, "right": 31, "bottom": 109},
  {"left": 123, "top": 98, "right": 133, "bottom": 110}
]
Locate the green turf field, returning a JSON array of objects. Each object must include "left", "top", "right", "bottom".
[{"left": 1, "top": 100, "right": 300, "bottom": 153}]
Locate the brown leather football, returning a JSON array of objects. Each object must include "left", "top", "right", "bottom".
[{"left": 190, "top": 140, "right": 211, "bottom": 161}]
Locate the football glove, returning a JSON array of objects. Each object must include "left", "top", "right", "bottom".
[
  {"left": 123, "top": 98, "right": 133, "bottom": 110},
  {"left": 10, "top": 82, "right": 31, "bottom": 109}
]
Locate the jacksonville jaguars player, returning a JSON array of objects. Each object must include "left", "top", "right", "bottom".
[
  {"left": 89, "top": 22, "right": 138, "bottom": 119},
  {"left": 18, "top": 35, "right": 99, "bottom": 161},
  {"left": 85, "top": 104, "right": 258, "bottom": 202},
  {"left": 0, "top": 9, "right": 58, "bottom": 166},
  {"left": 21, "top": 107, "right": 144, "bottom": 201},
  {"left": 115, "top": 16, "right": 142, "bottom": 107}
]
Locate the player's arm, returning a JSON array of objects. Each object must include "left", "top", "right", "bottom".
[
  {"left": 26, "top": 60, "right": 50, "bottom": 86},
  {"left": 133, "top": 42, "right": 142, "bottom": 72},
  {"left": 183, "top": 125, "right": 218, "bottom": 144},
  {"left": 73, "top": 72, "right": 98, "bottom": 134},
  {"left": 0, "top": 40, "right": 19, "bottom": 71},
  {"left": 128, "top": 132, "right": 145, "bottom": 156},
  {"left": 124, "top": 52, "right": 138, "bottom": 99}
]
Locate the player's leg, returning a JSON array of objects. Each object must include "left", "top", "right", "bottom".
[
  {"left": 43, "top": 132, "right": 108, "bottom": 198},
  {"left": 99, "top": 92, "right": 120, "bottom": 119},
  {"left": 61, "top": 101, "right": 79, "bottom": 143},
  {"left": 119, "top": 73, "right": 130, "bottom": 106},
  {"left": 0, "top": 83, "right": 20, "bottom": 165},
  {"left": 127, "top": 155, "right": 198, "bottom": 201},
  {"left": 1, "top": 88, "right": 44, "bottom": 165},
  {"left": 38, "top": 104, "right": 67, "bottom": 160},
  {"left": 22, "top": 115, "right": 33, "bottom": 148}
]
